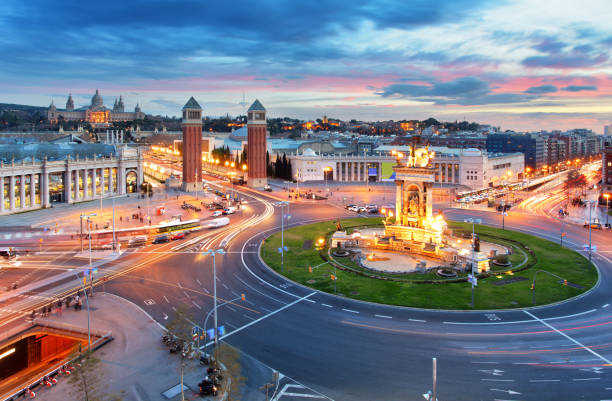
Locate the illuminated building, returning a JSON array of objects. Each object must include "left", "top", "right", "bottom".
[
  {"left": 247, "top": 99, "right": 267, "bottom": 188},
  {"left": 47, "top": 90, "right": 145, "bottom": 125},
  {"left": 181, "top": 97, "right": 203, "bottom": 192}
]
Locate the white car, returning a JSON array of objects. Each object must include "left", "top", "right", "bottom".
[
  {"left": 348, "top": 206, "right": 360, "bottom": 212},
  {"left": 212, "top": 211, "right": 223, "bottom": 217}
]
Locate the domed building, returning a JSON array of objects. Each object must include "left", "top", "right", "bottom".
[{"left": 47, "top": 90, "right": 145, "bottom": 125}]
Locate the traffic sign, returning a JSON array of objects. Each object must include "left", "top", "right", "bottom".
[
  {"left": 206, "top": 328, "right": 215, "bottom": 340},
  {"left": 192, "top": 326, "right": 198, "bottom": 341},
  {"left": 217, "top": 325, "right": 225, "bottom": 336},
  {"left": 468, "top": 274, "right": 478, "bottom": 286},
  {"left": 583, "top": 244, "right": 597, "bottom": 252}
]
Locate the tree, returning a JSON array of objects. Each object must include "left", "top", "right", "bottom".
[
  {"left": 165, "top": 305, "right": 197, "bottom": 401},
  {"left": 564, "top": 170, "right": 588, "bottom": 194},
  {"left": 266, "top": 151, "right": 272, "bottom": 177},
  {"left": 68, "top": 347, "right": 123, "bottom": 401},
  {"left": 213, "top": 343, "right": 246, "bottom": 401}
]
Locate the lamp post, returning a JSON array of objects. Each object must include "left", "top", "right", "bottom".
[
  {"left": 273, "top": 201, "right": 289, "bottom": 272},
  {"left": 464, "top": 218, "right": 481, "bottom": 308},
  {"left": 202, "top": 295, "right": 243, "bottom": 351},
  {"left": 79, "top": 213, "right": 97, "bottom": 253},
  {"left": 604, "top": 193, "right": 610, "bottom": 228},
  {"left": 588, "top": 200, "right": 595, "bottom": 264},
  {"left": 86, "top": 214, "right": 97, "bottom": 297},
  {"left": 202, "top": 249, "right": 225, "bottom": 349},
  {"left": 69, "top": 269, "right": 91, "bottom": 351}
]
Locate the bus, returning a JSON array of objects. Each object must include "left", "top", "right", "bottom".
[{"left": 88, "top": 219, "right": 201, "bottom": 245}]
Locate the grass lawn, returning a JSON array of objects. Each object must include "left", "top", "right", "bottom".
[{"left": 261, "top": 217, "right": 597, "bottom": 310}]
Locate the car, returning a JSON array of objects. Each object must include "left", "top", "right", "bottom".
[
  {"left": 223, "top": 207, "right": 236, "bottom": 215},
  {"left": 368, "top": 207, "right": 379, "bottom": 214},
  {"left": 240, "top": 198, "right": 248, "bottom": 204},
  {"left": 358, "top": 206, "right": 367, "bottom": 213},
  {"left": 198, "top": 379, "right": 218, "bottom": 396},
  {"left": 348, "top": 206, "right": 360, "bottom": 212},
  {"left": 263, "top": 185, "right": 272, "bottom": 192},
  {"left": 212, "top": 210, "right": 223, "bottom": 217},
  {"left": 171, "top": 233, "right": 185, "bottom": 240},
  {"left": 345, "top": 204, "right": 357, "bottom": 210},
  {"left": 584, "top": 222, "right": 602, "bottom": 229},
  {"left": 153, "top": 235, "right": 169, "bottom": 244}
]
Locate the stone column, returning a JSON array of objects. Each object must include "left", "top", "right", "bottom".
[
  {"left": 20, "top": 175, "right": 26, "bottom": 208},
  {"left": 9, "top": 176, "right": 15, "bottom": 211},
  {"left": 92, "top": 168, "right": 97, "bottom": 197},
  {"left": 30, "top": 173, "right": 36, "bottom": 206},
  {"left": 42, "top": 172, "right": 50, "bottom": 207},
  {"left": 109, "top": 168, "right": 114, "bottom": 193},
  {"left": 100, "top": 168, "right": 105, "bottom": 197},
  {"left": 0, "top": 177, "right": 4, "bottom": 213},
  {"left": 395, "top": 180, "right": 402, "bottom": 224},
  {"left": 75, "top": 170, "right": 81, "bottom": 200},
  {"left": 65, "top": 171, "right": 72, "bottom": 203},
  {"left": 118, "top": 164, "right": 126, "bottom": 194}
]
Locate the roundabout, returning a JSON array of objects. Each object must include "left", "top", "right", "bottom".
[{"left": 260, "top": 218, "right": 597, "bottom": 310}]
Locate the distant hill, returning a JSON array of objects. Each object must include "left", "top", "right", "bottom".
[{"left": 0, "top": 103, "right": 47, "bottom": 113}]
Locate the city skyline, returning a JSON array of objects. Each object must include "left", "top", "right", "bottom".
[{"left": 1, "top": 0, "right": 612, "bottom": 132}]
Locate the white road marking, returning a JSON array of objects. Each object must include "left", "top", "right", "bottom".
[
  {"left": 490, "top": 389, "right": 521, "bottom": 395},
  {"left": 162, "top": 313, "right": 168, "bottom": 320},
  {"left": 201, "top": 292, "right": 316, "bottom": 348},
  {"left": 481, "top": 379, "right": 514, "bottom": 382},
  {"left": 524, "top": 310, "right": 612, "bottom": 365},
  {"left": 479, "top": 369, "right": 504, "bottom": 376},
  {"left": 304, "top": 298, "right": 316, "bottom": 303},
  {"left": 243, "top": 314, "right": 255, "bottom": 320},
  {"left": 572, "top": 377, "right": 599, "bottom": 381},
  {"left": 225, "top": 306, "right": 237, "bottom": 312},
  {"left": 232, "top": 273, "right": 284, "bottom": 304},
  {"left": 196, "top": 279, "right": 202, "bottom": 285},
  {"left": 443, "top": 309, "right": 596, "bottom": 325},
  {"left": 222, "top": 283, "right": 229, "bottom": 289},
  {"left": 183, "top": 291, "right": 190, "bottom": 298},
  {"left": 342, "top": 308, "right": 359, "bottom": 314},
  {"left": 529, "top": 379, "right": 560, "bottom": 382},
  {"left": 409, "top": 318, "right": 426, "bottom": 322},
  {"left": 202, "top": 287, "right": 210, "bottom": 294},
  {"left": 603, "top": 303, "right": 609, "bottom": 308},
  {"left": 375, "top": 314, "right": 392, "bottom": 319},
  {"left": 163, "top": 295, "right": 169, "bottom": 303},
  {"left": 472, "top": 361, "right": 499, "bottom": 364},
  {"left": 192, "top": 301, "right": 202, "bottom": 310},
  {"left": 321, "top": 304, "right": 332, "bottom": 308},
  {"left": 177, "top": 282, "right": 182, "bottom": 288}
]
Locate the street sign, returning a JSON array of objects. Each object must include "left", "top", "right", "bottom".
[
  {"left": 583, "top": 244, "right": 597, "bottom": 252},
  {"left": 206, "top": 328, "right": 215, "bottom": 340},
  {"left": 192, "top": 326, "right": 198, "bottom": 341},
  {"left": 468, "top": 274, "right": 478, "bottom": 286},
  {"left": 217, "top": 325, "right": 225, "bottom": 336},
  {"left": 561, "top": 232, "right": 567, "bottom": 237}
]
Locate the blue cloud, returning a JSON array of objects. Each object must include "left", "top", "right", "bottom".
[
  {"left": 524, "top": 85, "right": 557, "bottom": 94},
  {"left": 561, "top": 85, "right": 597, "bottom": 92}
]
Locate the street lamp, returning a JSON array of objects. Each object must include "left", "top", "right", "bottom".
[
  {"left": 79, "top": 213, "right": 97, "bottom": 252},
  {"left": 464, "top": 218, "right": 482, "bottom": 308},
  {"left": 202, "top": 249, "right": 225, "bottom": 349},
  {"left": 273, "top": 201, "right": 289, "bottom": 272},
  {"left": 604, "top": 193, "right": 611, "bottom": 228},
  {"left": 323, "top": 167, "right": 332, "bottom": 193},
  {"left": 587, "top": 200, "right": 595, "bottom": 264},
  {"left": 68, "top": 269, "right": 92, "bottom": 351}
]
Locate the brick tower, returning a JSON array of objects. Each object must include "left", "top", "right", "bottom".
[
  {"left": 247, "top": 99, "right": 268, "bottom": 188},
  {"left": 181, "top": 97, "right": 202, "bottom": 192}
]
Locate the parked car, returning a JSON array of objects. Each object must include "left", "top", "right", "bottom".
[
  {"left": 212, "top": 210, "right": 223, "bottom": 217},
  {"left": 171, "top": 232, "right": 185, "bottom": 241},
  {"left": 264, "top": 185, "right": 272, "bottom": 192},
  {"left": 153, "top": 235, "right": 169, "bottom": 244}
]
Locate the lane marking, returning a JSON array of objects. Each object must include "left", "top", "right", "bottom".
[
  {"left": 342, "top": 308, "right": 359, "bottom": 314},
  {"left": 196, "top": 279, "right": 202, "bottom": 285},
  {"left": 572, "top": 377, "right": 599, "bottom": 381},
  {"left": 481, "top": 379, "right": 514, "bottom": 382},
  {"left": 529, "top": 379, "right": 560, "bottom": 382},
  {"left": 192, "top": 301, "right": 202, "bottom": 310},
  {"left": 603, "top": 304, "right": 610, "bottom": 308},
  {"left": 163, "top": 295, "right": 169, "bottom": 303},
  {"left": 321, "top": 304, "right": 332, "bottom": 308},
  {"left": 409, "top": 318, "right": 426, "bottom": 322},
  {"left": 524, "top": 310, "right": 612, "bottom": 365},
  {"left": 232, "top": 273, "right": 285, "bottom": 304},
  {"left": 375, "top": 314, "right": 392, "bottom": 319},
  {"left": 222, "top": 283, "right": 229, "bottom": 289},
  {"left": 472, "top": 361, "right": 499, "bottom": 364},
  {"left": 243, "top": 314, "right": 255, "bottom": 320},
  {"left": 226, "top": 306, "right": 237, "bottom": 312},
  {"left": 443, "top": 309, "right": 596, "bottom": 325},
  {"left": 202, "top": 292, "right": 316, "bottom": 347}
]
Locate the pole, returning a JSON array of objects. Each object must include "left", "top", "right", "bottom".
[
  {"left": 606, "top": 197, "right": 610, "bottom": 228},
  {"left": 88, "top": 218, "right": 93, "bottom": 297},
  {"left": 471, "top": 219, "right": 475, "bottom": 308},
  {"left": 560, "top": 218, "right": 564, "bottom": 248},
  {"left": 588, "top": 201, "right": 592, "bottom": 264},
  {"left": 281, "top": 203, "right": 285, "bottom": 273},
  {"left": 213, "top": 252, "right": 218, "bottom": 349},
  {"left": 80, "top": 216, "right": 83, "bottom": 252},
  {"left": 112, "top": 196, "right": 116, "bottom": 252},
  {"left": 432, "top": 357, "right": 437, "bottom": 401}
]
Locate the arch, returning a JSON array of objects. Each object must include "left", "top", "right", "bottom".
[{"left": 126, "top": 170, "right": 138, "bottom": 193}]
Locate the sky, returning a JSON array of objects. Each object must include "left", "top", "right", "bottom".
[{"left": 1, "top": 0, "right": 611, "bottom": 132}]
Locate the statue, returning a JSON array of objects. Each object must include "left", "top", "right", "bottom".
[
  {"left": 408, "top": 191, "right": 419, "bottom": 215},
  {"left": 335, "top": 219, "right": 344, "bottom": 232}
]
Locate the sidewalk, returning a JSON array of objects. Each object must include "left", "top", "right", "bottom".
[
  {"left": 28, "top": 292, "right": 220, "bottom": 401},
  {"left": 0, "top": 187, "right": 213, "bottom": 234}
]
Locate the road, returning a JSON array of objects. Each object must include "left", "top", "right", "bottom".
[{"left": 1, "top": 178, "right": 611, "bottom": 400}]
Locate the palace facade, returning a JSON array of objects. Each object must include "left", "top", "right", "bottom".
[{"left": 48, "top": 90, "right": 145, "bottom": 124}]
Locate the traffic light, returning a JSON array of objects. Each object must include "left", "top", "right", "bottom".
[{"left": 241, "top": 293, "right": 245, "bottom": 301}]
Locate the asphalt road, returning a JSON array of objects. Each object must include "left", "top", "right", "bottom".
[{"left": 2, "top": 181, "right": 611, "bottom": 400}]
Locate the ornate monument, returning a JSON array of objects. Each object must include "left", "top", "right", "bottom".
[{"left": 382, "top": 135, "right": 446, "bottom": 256}]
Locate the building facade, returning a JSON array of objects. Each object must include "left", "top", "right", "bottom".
[
  {"left": 290, "top": 146, "right": 523, "bottom": 190},
  {"left": 48, "top": 90, "right": 144, "bottom": 124},
  {"left": 486, "top": 133, "right": 545, "bottom": 169},
  {"left": 181, "top": 97, "right": 203, "bottom": 192},
  {"left": 0, "top": 144, "right": 143, "bottom": 215},
  {"left": 247, "top": 100, "right": 267, "bottom": 188},
  {"left": 600, "top": 143, "right": 612, "bottom": 204}
]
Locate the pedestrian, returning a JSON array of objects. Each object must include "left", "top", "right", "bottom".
[
  {"left": 30, "top": 310, "right": 36, "bottom": 321},
  {"left": 47, "top": 306, "right": 52, "bottom": 316},
  {"left": 120, "top": 216, "right": 123, "bottom": 222},
  {"left": 40, "top": 307, "right": 46, "bottom": 317},
  {"left": 57, "top": 300, "right": 63, "bottom": 316}
]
